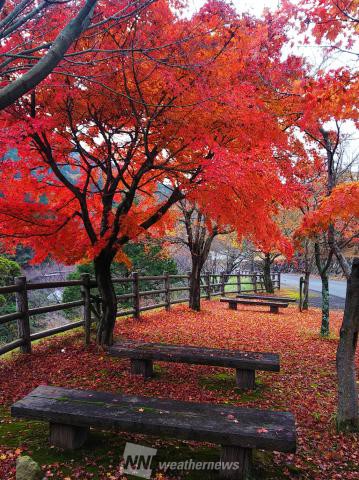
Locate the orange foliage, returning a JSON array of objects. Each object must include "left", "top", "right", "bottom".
[{"left": 298, "top": 182, "right": 359, "bottom": 238}]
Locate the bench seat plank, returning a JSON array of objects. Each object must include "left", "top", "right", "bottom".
[
  {"left": 220, "top": 298, "right": 288, "bottom": 308},
  {"left": 11, "top": 385, "right": 296, "bottom": 453},
  {"left": 236, "top": 294, "right": 296, "bottom": 303},
  {"left": 221, "top": 298, "right": 288, "bottom": 314},
  {"left": 109, "top": 340, "right": 280, "bottom": 372}
]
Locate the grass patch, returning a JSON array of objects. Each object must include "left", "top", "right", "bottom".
[
  {"left": 224, "top": 276, "right": 255, "bottom": 293},
  {"left": 279, "top": 288, "right": 300, "bottom": 300},
  {"left": 321, "top": 332, "right": 340, "bottom": 342},
  {"left": 153, "top": 364, "right": 167, "bottom": 377},
  {"left": 199, "top": 372, "right": 267, "bottom": 400},
  {"left": 253, "top": 450, "right": 300, "bottom": 479},
  {"left": 199, "top": 372, "right": 237, "bottom": 392}
]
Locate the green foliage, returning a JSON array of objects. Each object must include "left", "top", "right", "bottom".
[
  {"left": 0, "top": 256, "right": 21, "bottom": 344},
  {"left": 125, "top": 242, "right": 177, "bottom": 276},
  {"left": 0, "top": 256, "right": 21, "bottom": 285},
  {"left": 63, "top": 242, "right": 177, "bottom": 312}
]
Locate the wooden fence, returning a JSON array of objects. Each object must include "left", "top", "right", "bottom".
[{"left": 0, "top": 271, "right": 280, "bottom": 356}]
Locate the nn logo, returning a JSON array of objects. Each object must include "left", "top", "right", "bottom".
[{"left": 122, "top": 442, "right": 157, "bottom": 479}]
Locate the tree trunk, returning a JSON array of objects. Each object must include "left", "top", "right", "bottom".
[
  {"left": 315, "top": 241, "right": 332, "bottom": 337},
  {"left": 302, "top": 271, "right": 310, "bottom": 311},
  {"left": 332, "top": 241, "right": 351, "bottom": 279},
  {"left": 94, "top": 253, "right": 117, "bottom": 346},
  {"left": 336, "top": 258, "right": 359, "bottom": 432},
  {"left": 189, "top": 255, "right": 202, "bottom": 311},
  {"left": 263, "top": 254, "right": 274, "bottom": 294},
  {"left": 179, "top": 201, "right": 218, "bottom": 311},
  {"left": 320, "top": 273, "right": 330, "bottom": 336}
]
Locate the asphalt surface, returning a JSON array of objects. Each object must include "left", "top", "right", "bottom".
[{"left": 281, "top": 273, "right": 346, "bottom": 310}]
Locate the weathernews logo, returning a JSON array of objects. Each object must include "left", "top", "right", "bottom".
[
  {"left": 122, "top": 442, "right": 157, "bottom": 479},
  {"left": 122, "top": 442, "right": 241, "bottom": 478}
]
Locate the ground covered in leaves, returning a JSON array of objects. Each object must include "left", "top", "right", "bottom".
[{"left": 0, "top": 300, "right": 358, "bottom": 479}]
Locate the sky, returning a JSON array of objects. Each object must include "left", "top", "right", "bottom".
[{"left": 189, "top": 0, "right": 280, "bottom": 16}]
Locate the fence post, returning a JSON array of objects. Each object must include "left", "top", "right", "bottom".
[
  {"left": 278, "top": 272, "right": 281, "bottom": 290},
  {"left": 253, "top": 274, "right": 257, "bottom": 293},
  {"left": 237, "top": 274, "right": 241, "bottom": 294},
  {"left": 164, "top": 273, "right": 171, "bottom": 311},
  {"left": 132, "top": 272, "right": 140, "bottom": 319},
  {"left": 81, "top": 273, "right": 92, "bottom": 345},
  {"left": 220, "top": 273, "right": 225, "bottom": 296},
  {"left": 15, "top": 276, "right": 31, "bottom": 354}
]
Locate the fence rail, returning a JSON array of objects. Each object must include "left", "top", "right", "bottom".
[{"left": 0, "top": 271, "right": 280, "bottom": 356}]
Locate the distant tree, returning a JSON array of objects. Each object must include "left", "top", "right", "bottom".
[
  {"left": 168, "top": 200, "right": 229, "bottom": 311},
  {"left": 258, "top": 252, "right": 281, "bottom": 294},
  {"left": 290, "top": 47, "right": 358, "bottom": 334},
  {"left": 296, "top": 125, "right": 358, "bottom": 335},
  {"left": 300, "top": 181, "right": 359, "bottom": 278},
  {"left": 250, "top": 226, "right": 293, "bottom": 294},
  {"left": 296, "top": 180, "right": 359, "bottom": 432},
  {"left": 205, "top": 235, "right": 247, "bottom": 276}
]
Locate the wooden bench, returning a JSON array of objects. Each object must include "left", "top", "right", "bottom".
[
  {"left": 220, "top": 297, "right": 289, "bottom": 314},
  {"left": 11, "top": 385, "right": 296, "bottom": 480},
  {"left": 236, "top": 294, "right": 296, "bottom": 303},
  {"left": 108, "top": 340, "right": 280, "bottom": 390}
]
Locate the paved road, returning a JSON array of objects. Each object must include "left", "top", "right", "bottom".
[
  {"left": 281, "top": 273, "right": 347, "bottom": 310},
  {"left": 281, "top": 273, "right": 347, "bottom": 298}
]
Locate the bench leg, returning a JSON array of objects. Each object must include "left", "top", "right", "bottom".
[
  {"left": 220, "top": 445, "right": 252, "bottom": 479},
  {"left": 236, "top": 369, "right": 255, "bottom": 390},
  {"left": 131, "top": 359, "right": 154, "bottom": 378},
  {"left": 49, "top": 423, "right": 88, "bottom": 449},
  {"left": 229, "top": 302, "right": 238, "bottom": 310},
  {"left": 270, "top": 306, "right": 279, "bottom": 314}
]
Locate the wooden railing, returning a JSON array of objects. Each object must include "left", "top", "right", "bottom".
[{"left": 0, "top": 271, "right": 280, "bottom": 356}]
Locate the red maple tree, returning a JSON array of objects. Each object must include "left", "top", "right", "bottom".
[{"left": 0, "top": 0, "right": 305, "bottom": 344}]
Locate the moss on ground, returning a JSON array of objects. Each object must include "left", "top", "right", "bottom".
[{"left": 199, "top": 372, "right": 267, "bottom": 401}]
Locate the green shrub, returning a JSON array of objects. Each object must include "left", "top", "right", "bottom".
[
  {"left": 0, "top": 256, "right": 21, "bottom": 344},
  {"left": 63, "top": 242, "right": 178, "bottom": 317}
]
